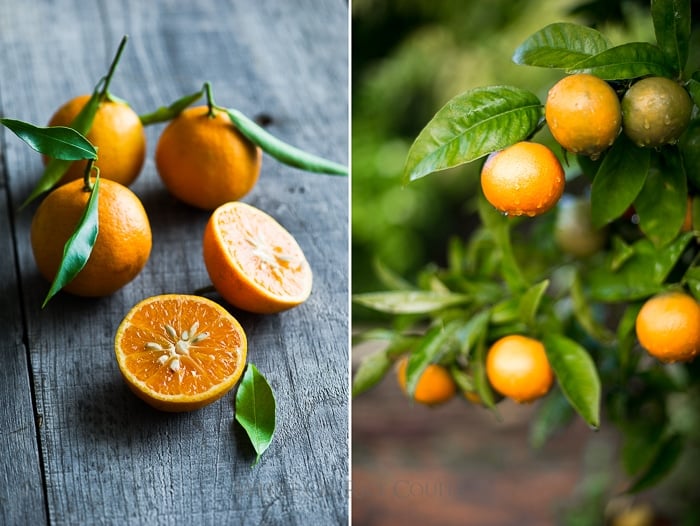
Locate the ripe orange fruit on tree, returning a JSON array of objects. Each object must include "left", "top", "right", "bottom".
[
  {"left": 30, "top": 178, "right": 151, "bottom": 297},
  {"left": 396, "top": 356, "right": 456, "bottom": 405},
  {"left": 486, "top": 335, "right": 554, "bottom": 403},
  {"left": 155, "top": 106, "right": 262, "bottom": 210},
  {"left": 635, "top": 291, "right": 700, "bottom": 363},
  {"left": 114, "top": 294, "right": 247, "bottom": 412},
  {"left": 203, "top": 201, "right": 312, "bottom": 314},
  {"left": 47, "top": 94, "right": 146, "bottom": 186},
  {"left": 622, "top": 77, "right": 693, "bottom": 148},
  {"left": 480, "top": 141, "right": 565, "bottom": 216},
  {"left": 545, "top": 73, "right": 621, "bottom": 158}
]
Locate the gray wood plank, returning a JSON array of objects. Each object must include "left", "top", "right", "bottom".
[
  {"left": 0, "top": 0, "right": 348, "bottom": 524},
  {"left": 0, "top": 182, "right": 47, "bottom": 524}
]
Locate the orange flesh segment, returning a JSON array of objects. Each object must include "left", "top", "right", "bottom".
[
  {"left": 215, "top": 204, "right": 311, "bottom": 300},
  {"left": 117, "top": 296, "right": 245, "bottom": 397}
]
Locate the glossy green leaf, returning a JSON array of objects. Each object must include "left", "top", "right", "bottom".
[
  {"left": 139, "top": 89, "right": 204, "bottom": 125},
  {"left": 626, "top": 433, "right": 684, "bottom": 494},
  {"left": 235, "top": 363, "right": 276, "bottom": 466},
  {"left": 42, "top": 176, "right": 100, "bottom": 307},
  {"left": 22, "top": 89, "right": 102, "bottom": 207},
  {"left": 568, "top": 42, "right": 675, "bottom": 80},
  {"left": 403, "top": 86, "right": 543, "bottom": 183},
  {"left": 529, "top": 389, "right": 575, "bottom": 449},
  {"left": 634, "top": 153, "right": 687, "bottom": 247},
  {"left": 513, "top": 22, "right": 610, "bottom": 68},
  {"left": 519, "top": 280, "right": 549, "bottom": 328},
  {"left": 651, "top": 0, "right": 691, "bottom": 76},
  {"left": 226, "top": 108, "right": 347, "bottom": 175},
  {"left": 588, "top": 234, "right": 693, "bottom": 301},
  {"left": 352, "top": 290, "right": 470, "bottom": 314},
  {"left": 543, "top": 334, "right": 601, "bottom": 429},
  {"left": 352, "top": 348, "right": 393, "bottom": 397},
  {"left": 591, "top": 136, "right": 650, "bottom": 228},
  {"left": 610, "top": 236, "right": 635, "bottom": 272},
  {"left": 616, "top": 303, "right": 642, "bottom": 375},
  {"left": 405, "top": 322, "right": 461, "bottom": 397},
  {"left": 1, "top": 119, "right": 96, "bottom": 160}
]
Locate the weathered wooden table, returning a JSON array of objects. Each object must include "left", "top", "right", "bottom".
[{"left": 0, "top": 1, "right": 348, "bottom": 524}]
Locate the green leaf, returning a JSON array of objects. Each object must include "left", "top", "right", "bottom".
[
  {"left": 567, "top": 42, "right": 675, "bottom": 80},
  {"left": 1, "top": 119, "right": 96, "bottom": 160},
  {"left": 405, "top": 322, "right": 461, "bottom": 397},
  {"left": 235, "top": 363, "right": 276, "bottom": 466},
  {"left": 588, "top": 234, "right": 693, "bottom": 301},
  {"left": 138, "top": 88, "right": 204, "bottom": 125},
  {"left": 622, "top": 424, "right": 665, "bottom": 477},
  {"left": 471, "top": 335, "right": 499, "bottom": 413},
  {"left": 651, "top": 0, "right": 691, "bottom": 76},
  {"left": 519, "top": 280, "right": 549, "bottom": 328},
  {"left": 543, "top": 334, "right": 601, "bottom": 429},
  {"left": 570, "top": 271, "right": 615, "bottom": 344},
  {"left": 373, "top": 258, "right": 414, "bottom": 291},
  {"left": 684, "top": 264, "right": 700, "bottom": 301},
  {"left": 513, "top": 22, "right": 610, "bottom": 68},
  {"left": 616, "top": 303, "right": 642, "bottom": 374},
  {"left": 626, "top": 433, "right": 684, "bottom": 494},
  {"left": 634, "top": 152, "right": 687, "bottom": 247},
  {"left": 352, "top": 347, "right": 393, "bottom": 397},
  {"left": 454, "top": 309, "right": 490, "bottom": 357},
  {"left": 21, "top": 89, "right": 102, "bottom": 207},
  {"left": 478, "top": 197, "right": 529, "bottom": 292},
  {"left": 403, "top": 86, "right": 543, "bottom": 183},
  {"left": 352, "top": 290, "right": 470, "bottom": 315},
  {"left": 42, "top": 176, "right": 100, "bottom": 307},
  {"left": 529, "top": 389, "right": 575, "bottom": 449},
  {"left": 687, "top": 78, "right": 700, "bottom": 107},
  {"left": 591, "top": 135, "right": 650, "bottom": 228},
  {"left": 226, "top": 108, "right": 347, "bottom": 175}
]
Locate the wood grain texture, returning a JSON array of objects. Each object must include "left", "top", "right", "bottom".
[{"left": 0, "top": 0, "right": 348, "bottom": 524}]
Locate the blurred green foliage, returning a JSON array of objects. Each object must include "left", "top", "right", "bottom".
[{"left": 352, "top": 0, "right": 662, "bottom": 296}]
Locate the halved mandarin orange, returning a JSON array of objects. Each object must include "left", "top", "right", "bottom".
[
  {"left": 203, "top": 202, "right": 313, "bottom": 314},
  {"left": 114, "top": 294, "right": 247, "bottom": 412}
]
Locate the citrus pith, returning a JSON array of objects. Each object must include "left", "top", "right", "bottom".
[
  {"left": 203, "top": 201, "right": 312, "bottom": 314},
  {"left": 114, "top": 294, "right": 247, "bottom": 412}
]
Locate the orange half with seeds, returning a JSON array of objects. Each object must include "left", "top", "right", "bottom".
[
  {"left": 203, "top": 201, "right": 313, "bottom": 314},
  {"left": 114, "top": 294, "right": 247, "bottom": 412}
]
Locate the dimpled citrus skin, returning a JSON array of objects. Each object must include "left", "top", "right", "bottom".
[
  {"left": 396, "top": 356, "right": 456, "bottom": 405},
  {"left": 622, "top": 77, "right": 693, "bottom": 148},
  {"left": 486, "top": 335, "right": 554, "bottom": 403},
  {"left": 635, "top": 291, "right": 700, "bottom": 363},
  {"left": 545, "top": 73, "right": 621, "bottom": 157},
  {"left": 480, "top": 141, "right": 565, "bottom": 217},
  {"left": 30, "top": 178, "right": 152, "bottom": 297},
  {"left": 155, "top": 106, "right": 262, "bottom": 210},
  {"left": 47, "top": 94, "right": 146, "bottom": 186}
]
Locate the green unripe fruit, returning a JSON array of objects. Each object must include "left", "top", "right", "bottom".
[
  {"left": 554, "top": 195, "right": 606, "bottom": 257},
  {"left": 621, "top": 77, "right": 693, "bottom": 148}
]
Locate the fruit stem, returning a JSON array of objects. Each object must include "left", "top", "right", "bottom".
[
  {"left": 99, "top": 35, "right": 129, "bottom": 100},
  {"left": 82, "top": 160, "right": 98, "bottom": 191},
  {"left": 204, "top": 81, "right": 217, "bottom": 118}
]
